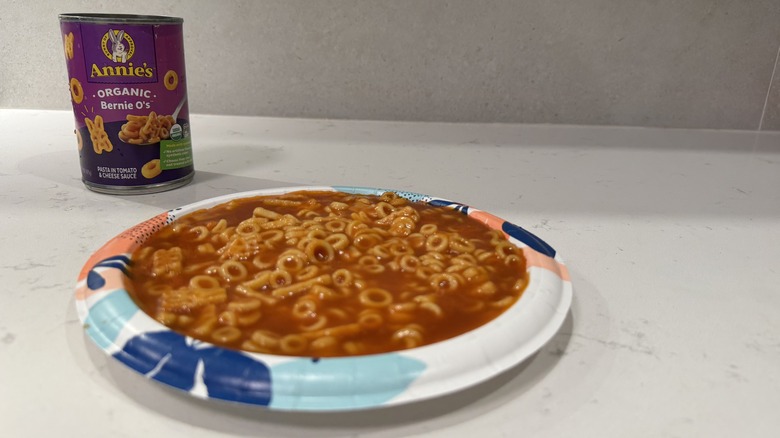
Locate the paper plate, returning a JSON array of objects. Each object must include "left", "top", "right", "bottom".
[{"left": 75, "top": 186, "right": 572, "bottom": 411}]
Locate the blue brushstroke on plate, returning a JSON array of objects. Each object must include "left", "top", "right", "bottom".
[
  {"left": 83, "top": 290, "right": 139, "bottom": 350},
  {"left": 269, "top": 354, "right": 426, "bottom": 410},
  {"left": 427, "top": 199, "right": 470, "bottom": 214},
  {"left": 113, "top": 331, "right": 272, "bottom": 405},
  {"left": 86, "top": 270, "right": 107, "bottom": 290},
  {"left": 86, "top": 255, "right": 131, "bottom": 290},
  {"left": 502, "top": 222, "right": 557, "bottom": 258}
]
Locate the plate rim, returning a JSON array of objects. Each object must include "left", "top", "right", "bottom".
[{"left": 75, "top": 185, "right": 573, "bottom": 411}]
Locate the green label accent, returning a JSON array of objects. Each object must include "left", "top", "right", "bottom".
[{"left": 160, "top": 138, "right": 193, "bottom": 170}]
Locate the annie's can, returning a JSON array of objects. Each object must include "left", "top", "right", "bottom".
[{"left": 59, "top": 14, "right": 194, "bottom": 194}]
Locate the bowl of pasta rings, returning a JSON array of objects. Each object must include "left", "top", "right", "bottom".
[{"left": 75, "top": 186, "right": 572, "bottom": 411}]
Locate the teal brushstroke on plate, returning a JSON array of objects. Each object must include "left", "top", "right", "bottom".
[
  {"left": 333, "top": 186, "right": 429, "bottom": 203},
  {"left": 332, "top": 186, "right": 385, "bottom": 196},
  {"left": 269, "top": 354, "right": 426, "bottom": 410},
  {"left": 84, "top": 290, "right": 139, "bottom": 349}
]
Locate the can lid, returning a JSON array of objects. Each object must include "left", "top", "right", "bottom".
[{"left": 58, "top": 13, "right": 183, "bottom": 24}]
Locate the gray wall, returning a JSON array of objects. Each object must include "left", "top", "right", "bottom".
[{"left": 3, "top": 0, "right": 780, "bottom": 130}]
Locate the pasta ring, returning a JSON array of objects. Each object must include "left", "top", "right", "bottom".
[
  {"left": 164, "top": 70, "right": 178, "bottom": 91},
  {"left": 141, "top": 159, "right": 162, "bottom": 179},
  {"left": 70, "top": 78, "right": 83, "bottom": 104},
  {"left": 75, "top": 129, "right": 83, "bottom": 151}
]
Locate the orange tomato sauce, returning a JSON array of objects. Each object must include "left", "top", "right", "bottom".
[{"left": 128, "top": 190, "right": 528, "bottom": 357}]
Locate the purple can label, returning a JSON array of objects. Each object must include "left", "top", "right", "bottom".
[{"left": 60, "top": 15, "right": 194, "bottom": 192}]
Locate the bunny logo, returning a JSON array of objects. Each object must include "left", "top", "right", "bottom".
[
  {"left": 87, "top": 26, "right": 155, "bottom": 82},
  {"left": 100, "top": 29, "right": 135, "bottom": 63}
]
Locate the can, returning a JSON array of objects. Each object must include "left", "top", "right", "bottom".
[{"left": 59, "top": 13, "right": 195, "bottom": 194}]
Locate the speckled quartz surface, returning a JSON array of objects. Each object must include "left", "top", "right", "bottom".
[{"left": 1, "top": 109, "right": 779, "bottom": 437}]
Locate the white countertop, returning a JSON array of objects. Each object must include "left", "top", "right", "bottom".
[{"left": 1, "top": 109, "right": 779, "bottom": 437}]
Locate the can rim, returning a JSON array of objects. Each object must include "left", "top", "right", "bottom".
[{"left": 59, "top": 13, "right": 183, "bottom": 24}]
